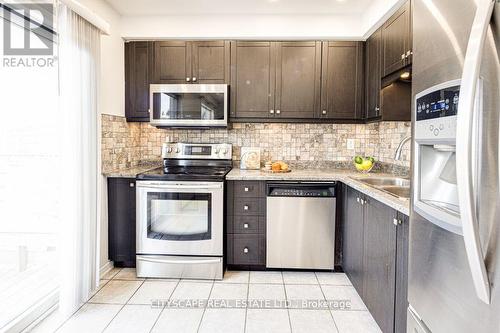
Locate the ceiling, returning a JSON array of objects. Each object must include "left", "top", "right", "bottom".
[{"left": 104, "top": 0, "right": 375, "bottom": 16}]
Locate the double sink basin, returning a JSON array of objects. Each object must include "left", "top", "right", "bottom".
[{"left": 353, "top": 176, "right": 411, "bottom": 199}]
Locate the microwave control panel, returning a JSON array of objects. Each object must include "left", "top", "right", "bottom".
[{"left": 414, "top": 80, "right": 460, "bottom": 142}]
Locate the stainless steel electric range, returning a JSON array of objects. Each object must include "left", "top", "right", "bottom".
[{"left": 135, "top": 142, "right": 232, "bottom": 280}]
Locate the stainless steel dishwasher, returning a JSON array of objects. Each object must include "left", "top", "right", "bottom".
[{"left": 266, "top": 182, "right": 336, "bottom": 270}]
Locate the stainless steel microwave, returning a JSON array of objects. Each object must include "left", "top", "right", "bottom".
[{"left": 149, "top": 84, "right": 228, "bottom": 128}]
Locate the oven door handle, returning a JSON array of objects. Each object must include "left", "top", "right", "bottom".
[
  {"left": 137, "top": 256, "right": 222, "bottom": 265},
  {"left": 137, "top": 183, "right": 223, "bottom": 190}
]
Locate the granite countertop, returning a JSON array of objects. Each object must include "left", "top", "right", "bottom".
[
  {"left": 103, "top": 165, "right": 410, "bottom": 215},
  {"left": 226, "top": 168, "right": 410, "bottom": 215},
  {"left": 102, "top": 165, "right": 160, "bottom": 178}
]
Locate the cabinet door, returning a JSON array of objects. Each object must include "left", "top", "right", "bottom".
[
  {"left": 320, "top": 41, "right": 363, "bottom": 120},
  {"left": 363, "top": 198, "right": 397, "bottom": 333},
  {"left": 342, "top": 186, "right": 365, "bottom": 295},
  {"left": 275, "top": 41, "right": 321, "bottom": 119},
  {"left": 107, "top": 178, "right": 136, "bottom": 267},
  {"left": 395, "top": 213, "right": 409, "bottom": 333},
  {"left": 230, "top": 41, "right": 276, "bottom": 119},
  {"left": 153, "top": 41, "right": 191, "bottom": 83},
  {"left": 365, "top": 29, "right": 382, "bottom": 119},
  {"left": 125, "top": 42, "right": 152, "bottom": 122},
  {"left": 192, "top": 41, "right": 230, "bottom": 84},
  {"left": 382, "top": 1, "right": 411, "bottom": 77}
]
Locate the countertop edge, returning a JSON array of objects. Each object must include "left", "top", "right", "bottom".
[{"left": 226, "top": 169, "right": 410, "bottom": 216}]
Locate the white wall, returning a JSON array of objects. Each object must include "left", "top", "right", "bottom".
[
  {"left": 77, "top": 0, "right": 124, "bottom": 117},
  {"left": 120, "top": 14, "right": 364, "bottom": 40},
  {"left": 362, "top": 0, "right": 406, "bottom": 37}
]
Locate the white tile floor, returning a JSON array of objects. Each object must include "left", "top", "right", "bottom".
[{"left": 37, "top": 269, "right": 382, "bottom": 333}]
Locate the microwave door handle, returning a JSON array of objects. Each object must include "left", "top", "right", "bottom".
[
  {"left": 456, "top": 0, "right": 494, "bottom": 305},
  {"left": 137, "top": 257, "right": 222, "bottom": 265}
]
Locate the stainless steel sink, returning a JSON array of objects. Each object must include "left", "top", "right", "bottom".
[
  {"left": 379, "top": 185, "right": 410, "bottom": 198},
  {"left": 353, "top": 177, "right": 411, "bottom": 199},
  {"left": 357, "top": 177, "right": 410, "bottom": 187}
]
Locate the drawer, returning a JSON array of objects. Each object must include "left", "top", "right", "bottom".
[
  {"left": 232, "top": 234, "right": 264, "bottom": 265},
  {"left": 233, "top": 181, "right": 265, "bottom": 198},
  {"left": 233, "top": 198, "right": 264, "bottom": 216},
  {"left": 232, "top": 215, "right": 260, "bottom": 234}
]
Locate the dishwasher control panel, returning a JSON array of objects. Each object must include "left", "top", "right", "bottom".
[{"left": 267, "top": 183, "right": 336, "bottom": 197}]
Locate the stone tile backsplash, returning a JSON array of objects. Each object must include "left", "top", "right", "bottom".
[{"left": 101, "top": 114, "right": 411, "bottom": 174}]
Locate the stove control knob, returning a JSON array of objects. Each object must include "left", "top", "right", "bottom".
[
  {"left": 214, "top": 148, "right": 219, "bottom": 154},
  {"left": 175, "top": 148, "right": 181, "bottom": 153},
  {"left": 167, "top": 147, "right": 173, "bottom": 153},
  {"left": 221, "top": 148, "right": 228, "bottom": 155}
]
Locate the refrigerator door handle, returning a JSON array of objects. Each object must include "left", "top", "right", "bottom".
[{"left": 456, "top": 0, "right": 495, "bottom": 305}]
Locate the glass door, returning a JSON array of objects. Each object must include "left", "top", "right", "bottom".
[{"left": 147, "top": 192, "right": 212, "bottom": 241}]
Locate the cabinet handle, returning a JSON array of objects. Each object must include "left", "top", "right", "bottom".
[
  {"left": 375, "top": 106, "right": 380, "bottom": 112},
  {"left": 401, "top": 53, "right": 405, "bottom": 60},
  {"left": 322, "top": 110, "right": 327, "bottom": 115},
  {"left": 393, "top": 218, "right": 402, "bottom": 226},
  {"left": 356, "top": 197, "right": 360, "bottom": 203},
  {"left": 270, "top": 109, "right": 274, "bottom": 114},
  {"left": 276, "top": 110, "right": 281, "bottom": 115},
  {"left": 243, "top": 247, "right": 249, "bottom": 254},
  {"left": 406, "top": 50, "right": 411, "bottom": 58},
  {"left": 186, "top": 77, "right": 191, "bottom": 82},
  {"left": 129, "top": 182, "right": 135, "bottom": 188},
  {"left": 243, "top": 223, "right": 249, "bottom": 229},
  {"left": 192, "top": 77, "right": 197, "bottom": 82},
  {"left": 148, "top": 109, "right": 151, "bottom": 113},
  {"left": 244, "top": 205, "right": 249, "bottom": 211},
  {"left": 244, "top": 187, "right": 249, "bottom": 192}
]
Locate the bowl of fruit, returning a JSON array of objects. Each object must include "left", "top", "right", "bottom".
[{"left": 354, "top": 156, "right": 375, "bottom": 173}]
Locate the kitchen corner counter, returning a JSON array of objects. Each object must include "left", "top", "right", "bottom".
[{"left": 226, "top": 168, "right": 410, "bottom": 216}]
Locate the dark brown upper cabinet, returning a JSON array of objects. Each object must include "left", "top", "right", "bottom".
[
  {"left": 274, "top": 41, "right": 322, "bottom": 119},
  {"left": 320, "top": 41, "right": 364, "bottom": 120},
  {"left": 153, "top": 41, "right": 191, "bottom": 83},
  {"left": 381, "top": 0, "right": 412, "bottom": 77},
  {"left": 365, "top": 28, "right": 382, "bottom": 120},
  {"left": 191, "top": 41, "right": 230, "bottom": 83},
  {"left": 125, "top": 41, "right": 153, "bottom": 122},
  {"left": 153, "top": 41, "right": 230, "bottom": 84},
  {"left": 230, "top": 41, "right": 276, "bottom": 119}
]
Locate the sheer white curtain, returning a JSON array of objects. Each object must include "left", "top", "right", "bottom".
[{"left": 57, "top": 3, "right": 100, "bottom": 317}]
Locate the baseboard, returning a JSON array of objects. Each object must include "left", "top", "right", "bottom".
[{"left": 99, "top": 260, "right": 114, "bottom": 279}]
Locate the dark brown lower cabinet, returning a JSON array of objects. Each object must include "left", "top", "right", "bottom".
[
  {"left": 363, "top": 197, "right": 397, "bottom": 333},
  {"left": 342, "top": 184, "right": 409, "bottom": 333},
  {"left": 342, "top": 186, "right": 365, "bottom": 295},
  {"left": 226, "top": 181, "right": 266, "bottom": 268},
  {"left": 107, "top": 177, "right": 136, "bottom": 267}
]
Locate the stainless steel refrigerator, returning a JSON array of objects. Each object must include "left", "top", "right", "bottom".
[{"left": 409, "top": 0, "right": 500, "bottom": 332}]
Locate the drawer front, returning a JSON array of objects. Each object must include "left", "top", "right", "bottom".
[
  {"left": 232, "top": 234, "right": 264, "bottom": 265},
  {"left": 233, "top": 198, "right": 264, "bottom": 216},
  {"left": 233, "top": 181, "right": 265, "bottom": 198},
  {"left": 233, "top": 215, "right": 260, "bottom": 234}
]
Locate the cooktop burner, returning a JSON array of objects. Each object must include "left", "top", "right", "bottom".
[{"left": 136, "top": 166, "right": 232, "bottom": 181}]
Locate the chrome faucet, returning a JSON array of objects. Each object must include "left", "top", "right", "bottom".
[{"left": 394, "top": 136, "right": 411, "bottom": 161}]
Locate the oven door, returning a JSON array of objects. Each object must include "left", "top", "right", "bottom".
[
  {"left": 149, "top": 84, "right": 228, "bottom": 128},
  {"left": 136, "top": 181, "right": 223, "bottom": 256}
]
